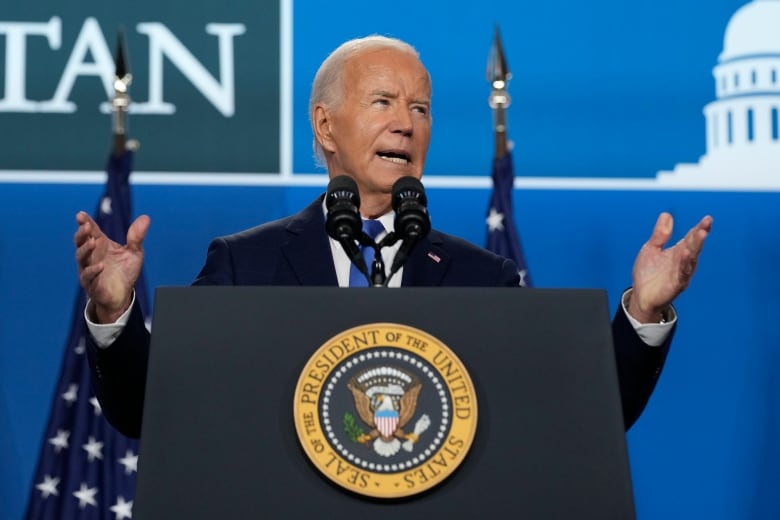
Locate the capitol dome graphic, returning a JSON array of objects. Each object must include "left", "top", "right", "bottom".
[{"left": 657, "top": 0, "right": 780, "bottom": 188}]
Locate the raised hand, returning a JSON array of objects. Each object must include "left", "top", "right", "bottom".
[
  {"left": 628, "top": 212, "right": 713, "bottom": 323},
  {"left": 74, "top": 211, "right": 150, "bottom": 323}
]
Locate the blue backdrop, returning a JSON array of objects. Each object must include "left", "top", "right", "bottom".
[{"left": 2, "top": 0, "right": 778, "bottom": 518}]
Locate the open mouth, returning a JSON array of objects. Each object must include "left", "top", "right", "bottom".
[{"left": 377, "top": 150, "right": 411, "bottom": 165}]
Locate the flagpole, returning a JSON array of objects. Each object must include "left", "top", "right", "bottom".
[
  {"left": 111, "top": 29, "right": 137, "bottom": 157},
  {"left": 487, "top": 26, "right": 511, "bottom": 160},
  {"left": 484, "top": 27, "right": 532, "bottom": 287}
]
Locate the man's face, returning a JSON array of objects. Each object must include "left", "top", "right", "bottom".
[{"left": 319, "top": 48, "right": 432, "bottom": 202}]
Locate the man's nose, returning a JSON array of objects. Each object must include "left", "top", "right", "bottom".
[{"left": 390, "top": 107, "right": 413, "bottom": 137}]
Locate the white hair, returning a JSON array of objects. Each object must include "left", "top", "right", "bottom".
[{"left": 308, "top": 36, "right": 429, "bottom": 166}]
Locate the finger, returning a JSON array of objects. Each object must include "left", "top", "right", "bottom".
[
  {"left": 684, "top": 215, "right": 713, "bottom": 256},
  {"left": 74, "top": 211, "right": 103, "bottom": 245},
  {"left": 678, "top": 259, "right": 695, "bottom": 288},
  {"left": 75, "top": 237, "right": 97, "bottom": 266},
  {"left": 75, "top": 211, "right": 98, "bottom": 230},
  {"left": 126, "top": 215, "right": 151, "bottom": 251},
  {"left": 698, "top": 215, "right": 714, "bottom": 232},
  {"left": 679, "top": 254, "right": 696, "bottom": 280},
  {"left": 74, "top": 225, "right": 89, "bottom": 248},
  {"left": 74, "top": 217, "right": 93, "bottom": 247},
  {"left": 646, "top": 212, "right": 673, "bottom": 249},
  {"left": 79, "top": 262, "right": 104, "bottom": 290},
  {"left": 75, "top": 210, "right": 91, "bottom": 225}
]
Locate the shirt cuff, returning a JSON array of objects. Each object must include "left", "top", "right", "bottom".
[
  {"left": 621, "top": 289, "right": 676, "bottom": 347},
  {"left": 84, "top": 291, "right": 135, "bottom": 349}
]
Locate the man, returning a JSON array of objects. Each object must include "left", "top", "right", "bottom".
[{"left": 74, "top": 36, "right": 712, "bottom": 439}]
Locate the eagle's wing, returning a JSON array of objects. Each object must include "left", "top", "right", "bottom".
[
  {"left": 347, "top": 383, "right": 375, "bottom": 426},
  {"left": 398, "top": 383, "right": 422, "bottom": 427}
]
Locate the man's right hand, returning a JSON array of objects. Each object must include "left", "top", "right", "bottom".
[{"left": 74, "top": 211, "right": 150, "bottom": 324}]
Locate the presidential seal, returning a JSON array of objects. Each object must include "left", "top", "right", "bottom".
[{"left": 293, "top": 323, "right": 478, "bottom": 499}]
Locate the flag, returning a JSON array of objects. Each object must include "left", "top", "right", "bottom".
[
  {"left": 486, "top": 152, "right": 532, "bottom": 287},
  {"left": 25, "top": 150, "right": 149, "bottom": 519}
]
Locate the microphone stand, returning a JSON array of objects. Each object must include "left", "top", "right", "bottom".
[
  {"left": 374, "top": 232, "right": 402, "bottom": 287},
  {"left": 369, "top": 244, "right": 386, "bottom": 287},
  {"left": 356, "top": 221, "right": 427, "bottom": 287},
  {"left": 358, "top": 231, "right": 412, "bottom": 287},
  {"left": 355, "top": 231, "right": 389, "bottom": 287}
]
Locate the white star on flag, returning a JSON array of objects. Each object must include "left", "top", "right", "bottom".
[
  {"left": 82, "top": 436, "right": 104, "bottom": 462},
  {"left": 518, "top": 269, "right": 528, "bottom": 287},
  {"left": 100, "top": 196, "right": 113, "bottom": 215},
  {"left": 61, "top": 384, "right": 78, "bottom": 405},
  {"left": 110, "top": 496, "right": 134, "bottom": 520},
  {"left": 48, "top": 429, "right": 70, "bottom": 453},
  {"left": 486, "top": 207, "right": 505, "bottom": 231},
  {"left": 485, "top": 153, "right": 532, "bottom": 287},
  {"left": 118, "top": 450, "right": 138, "bottom": 474},
  {"left": 89, "top": 396, "right": 103, "bottom": 415},
  {"left": 35, "top": 475, "right": 60, "bottom": 499},
  {"left": 73, "top": 482, "right": 98, "bottom": 508}
]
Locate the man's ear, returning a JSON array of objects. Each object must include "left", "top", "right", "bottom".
[{"left": 313, "top": 105, "right": 336, "bottom": 153}]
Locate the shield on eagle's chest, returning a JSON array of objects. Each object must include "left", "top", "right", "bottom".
[{"left": 374, "top": 409, "right": 399, "bottom": 438}]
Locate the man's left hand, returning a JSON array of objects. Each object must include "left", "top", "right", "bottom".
[{"left": 628, "top": 212, "right": 713, "bottom": 323}]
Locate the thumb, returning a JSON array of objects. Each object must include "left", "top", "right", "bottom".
[
  {"left": 126, "top": 215, "right": 151, "bottom": 251},
  {"left": 646, "top": 212, "right": 673, "bottom": 250}
]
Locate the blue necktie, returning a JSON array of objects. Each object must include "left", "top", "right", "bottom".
[{"left": 349, "top": 219, "right": 385, "bottom": 287}]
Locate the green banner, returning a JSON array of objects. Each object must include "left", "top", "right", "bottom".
[{"left": 0, "top": 1, "right": 280, "bottom": 173}]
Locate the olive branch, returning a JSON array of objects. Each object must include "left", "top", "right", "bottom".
[{"left": 343, "top": 412, "right": 364, "bottom": 443}]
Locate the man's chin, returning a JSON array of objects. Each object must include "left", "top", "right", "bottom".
[
  {"left": 381, "top": 173, "right": 420, "bottom": 193},
  {"left": 375, "top": 166, "right": 422, "bottom": 183}
]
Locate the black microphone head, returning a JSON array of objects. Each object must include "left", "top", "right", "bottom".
[
  {"left": 326, "top": 175, "right": 360, "bottom": 210},
  {"left": 391, "top": 176, "right": 427, "bottom": 210},
  {"left": 392, "top": 176, "right": 430, "bottom": 239},
  {"left": 325, "top": 175, "right": 362, "bottom": 240}
]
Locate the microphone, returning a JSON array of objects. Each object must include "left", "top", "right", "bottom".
[
  {"left": 325, "top": 176, "right": 369, "bottom": 280},
  {"left": 388, "top": 176, "right": 431, "bottom": 277}
]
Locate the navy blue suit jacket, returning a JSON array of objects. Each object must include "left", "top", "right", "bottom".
[{"left": 87, "top": 196, "right": 672, "bottom": 438}]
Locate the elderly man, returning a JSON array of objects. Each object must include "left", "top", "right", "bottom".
[{"left": 75, "top": 36, "right": 712, "bottom": 439}]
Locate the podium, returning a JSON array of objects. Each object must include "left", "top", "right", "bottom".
[{"left": 134, "top": 287, "right": 635, "bottom": 518}]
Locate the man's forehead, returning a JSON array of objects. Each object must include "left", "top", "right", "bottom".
[{"left": 345, "top": 50, "right": 431, "bottom": 94}]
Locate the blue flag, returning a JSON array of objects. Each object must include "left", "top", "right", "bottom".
[
  {"left": 486, "top": 152, "right": 532, "bottom": 287},
  {"left": 25, "top": 151, "right": 149, "bottom": 519}
]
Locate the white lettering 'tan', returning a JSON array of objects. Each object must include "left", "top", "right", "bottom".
[{"left": 0, "top": 18, "right": 246, "bottom": 116}]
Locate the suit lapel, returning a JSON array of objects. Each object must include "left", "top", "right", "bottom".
[{"left": 280, "top": 197, "right": 339, "bottom": 286}]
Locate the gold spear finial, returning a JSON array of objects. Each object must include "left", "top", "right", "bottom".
[
  {"left": 111, "top": 29, "right": 135, "bottom": 156},
  {"left": 487, "top": 26, "right": 511, "bottom": 159}
]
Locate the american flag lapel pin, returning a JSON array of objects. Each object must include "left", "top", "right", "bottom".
[{"left": 427, "top": 251, "right": 441, "bottom": 263}]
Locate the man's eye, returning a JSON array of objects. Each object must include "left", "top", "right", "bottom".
[
  {"left": 413, "top": 106, "right": 428, "bottom": 115},
  {"left": 373, "top": 99, "right": 390, "bottom": 106}
]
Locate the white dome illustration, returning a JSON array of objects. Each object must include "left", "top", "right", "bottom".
[{"left": 657, "top": 0, "right": 780, "bottom": 189}]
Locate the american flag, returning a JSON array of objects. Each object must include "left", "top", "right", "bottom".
[
  {"left": 25, "top": 150, "right": 149, "bottom": 519},
  {"left": 485, "top": 152, "right": 532, "bottom": 287}
]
